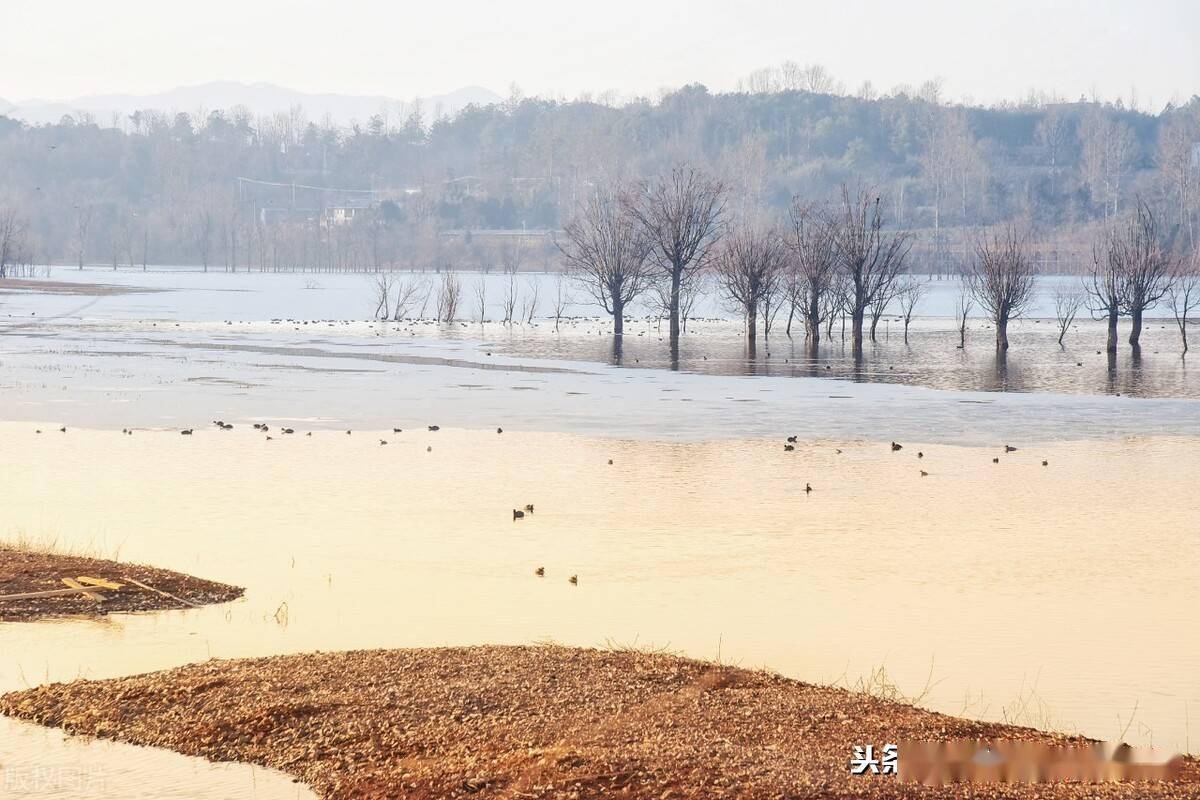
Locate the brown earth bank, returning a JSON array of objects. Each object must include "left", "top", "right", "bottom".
[
  {"left": 0, "top": 546, "right": 243, "bottom": 621},
  {"left": 1, "top": 646, "right": 1197, "bottom": 799},
  {"left": 0, "top": 278, "right": 163, "bottom": 295}
]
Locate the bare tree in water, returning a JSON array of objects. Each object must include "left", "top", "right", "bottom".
[
  {"left": 369, "top": 271, "right": 397, "bottom": 319},
  {"left": 551, "top": 272, "right": 572, "bottom": 331},
  {"left": 786, "top": 199, "right": 837, "bottom": 344},
  {"left": 895, "top": 277, "right": 927, "bottom": 344},
  {"left": 715, "top": 225, "right": 787, "bottom": 345},
  {"left": 473, "top": 277, "right": 488, "bottom": 324},
  {"left": 968, "top": 226, "right": 1038, "bottom": 351},
  {"left": 954, "top": 282, "right": 974, "bottom": 349},
  {"left": 558, "top": 185, "right": 652, "bottom": 336},
  {"left": 830, "top": 186, "right": 911, "bottom": 355},
  {"left": 1052, "top": 284, "right": 1085, "bottom": 345},
  {"left": 1118, "top": 202, "right": 1175, "bottom": 347},
  {"left": 435, "top": 271, "right": 462, "bottom": 322},
  {"left": 522, "top": 278, "right": 540, "bottom": 323},
  {"left": 1166, "top": 251, "right": 1199, "bottom": 353},
  {"left": 628, "top": 166, "right": 726, "bottom": 341},
  {"left": 392, "top": 278, "right": 428, "bottom": 321}
]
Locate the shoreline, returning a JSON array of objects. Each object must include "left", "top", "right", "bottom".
[
  {"left": 0, "top": 546, "right": 243, "bottom": 622},
  {"left": 2, "top": 645, "right": 1197, "bottom": 799}
]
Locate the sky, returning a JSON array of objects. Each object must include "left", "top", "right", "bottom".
[{"left": 2, "top": 0, "right": 1197, "bottom": 108}]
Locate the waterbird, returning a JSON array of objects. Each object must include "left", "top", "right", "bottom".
[
  {"left": 608, "top": 459, "right": 614, "bottom": 465},
  {"left": 786, "top": 435, "right": 797, "bottom": 443},
  {"left": 1042, "top": 460, "right": 1049, "bottom": 466},
  {"left": 1004, "top": 445, "right": 1018, "bottom": 453},
  {"left": 992, "top": 457, "right": 999, "bottom": 463},
  {"left": 282, "top": 428, "right": 294, "bottom": 434},
  {"left": 891, "top": 441, "right": 903, "bottom": 451},
  {"left": 513, "top": 509, "right": 525, "bottom": 520},
  {"left": 835, "top": 448, "right": 842, "bottom": 454},
  {"left": 181, "top": 429, "right": 193, "bottom": 435},
  {"left": 568, "top": 575, "right": 578, "bottom": 585},
  {"left": 920, "top": 470, "right": 929, "bottom": 477},
  {"left": 426, "top": 445, "right": 432, "bottom": 452},
  {"left": 380, "top": 439, "right": 388, "bottom": 446},
  {"left": 497, "top": 427, "right": 503, "bottom": 434},
  {"left": 524, "top": 504, "right": 535, "bottom": 513},
  {"left": 428, "top": 425, "right": 440, "bottom": 431},
  {"left": 805, "top": 483, "right": 812, "bottom": 494},
  {"left": 535, "top": 567, "right": 544, "bottom": 577},
  {"left": 346, "top": 430, "right": 351, "bottom": 435},
  {"left": 784, "top": 444, "right": 795, "bottom": 452},
  {"left": 59, "top": 426, "right": 66, "bottom": 433},
  {"left": 393, "top": 428, "right": 403, "bottom": 433}
]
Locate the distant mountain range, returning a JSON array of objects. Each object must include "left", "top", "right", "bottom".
[{"left": 0, "top": 81, "right": 503, "bottom": 125}]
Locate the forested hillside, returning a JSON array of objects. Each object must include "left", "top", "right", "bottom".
[{"left": 0, "top": 81, "right": 1196, "bottom": 273}]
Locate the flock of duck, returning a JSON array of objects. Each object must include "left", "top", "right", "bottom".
[{"left": 780, "top": 436, "right": 1050, "bottom": 478}]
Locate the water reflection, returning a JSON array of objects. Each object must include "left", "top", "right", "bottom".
[{"left": 484, "top": 318, "right": 1197, "bottom": 398}]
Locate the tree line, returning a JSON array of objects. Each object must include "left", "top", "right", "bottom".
[{"left": 557, "top": 167, "right": 1200, "bottom": 356}]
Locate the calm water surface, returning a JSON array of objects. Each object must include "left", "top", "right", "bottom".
[{"left": 2, "top": 425, "right": 1197, "bottom": 774}]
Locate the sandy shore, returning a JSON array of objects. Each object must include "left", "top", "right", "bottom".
[
  {"left": 1, "top": 645, "right": 1196, "bottom": 799},
  {"left": 0, "top": 547, "right": 243, "bottom": 621}
]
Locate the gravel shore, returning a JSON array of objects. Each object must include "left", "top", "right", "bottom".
[
  {"left": 0, "top": 546, "right": 243, "bottom": 621},
  {"left": 1, "top": 645, "right": 1196, "bottom": 799}
]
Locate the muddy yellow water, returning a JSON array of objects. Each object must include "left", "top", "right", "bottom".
[{"left": 1, "top": 423, "right": 1198, "bottom": 771}]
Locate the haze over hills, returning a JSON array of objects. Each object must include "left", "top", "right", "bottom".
[{"left": 1, "top": 81, "right": 503, "bottom": 125}]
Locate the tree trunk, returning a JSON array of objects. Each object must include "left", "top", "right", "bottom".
[
  {"left": 996, "top": 315, "right": 1010, "bottom": 351},
  {"left": 668, "top": 269, "right": 681, "bottom": 341},
  {"left": 613, "top": 298, "right": 624, "bottom": 337},
  {"left": 904, "top": 320, "right": 910, "bottom": 344},
  {"left": 1106, "top": 307, "right": 1119, "bottom": 353},
  {"left": 851, "top": 308, "right": 865, "bottom": 354},
  {"left": 1128, "top": 306, "right": 1143, "bottom": 346},
  {"left": 747, "top": 305, "right": 758, "bottom": 344},
  {"left": 808, "top": 296, "right": 821, "bottom": 347}
]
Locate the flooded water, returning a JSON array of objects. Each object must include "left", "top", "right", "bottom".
[
  {"left": 2, "top": 426, "right": 1198, "bottom": 754},
  {"left": 2, "top": 270, "right": 1199, "bottom": 797},
  {"left": 3, "top": 267, "right": 1196, "bottom": 399}
]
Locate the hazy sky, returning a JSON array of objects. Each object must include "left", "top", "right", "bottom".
[{"left": 3, "top": 0, "right": 1197, "bottom": 107}]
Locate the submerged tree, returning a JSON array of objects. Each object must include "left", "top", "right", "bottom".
[
  {"left": 1118, "top": 203, "right": 1175, "bottom": 347},
  {"left": 1166, "top": 251, "right": 1199, "bottom": 353},
  {"left": 895, "top": 277, "right": 927, "bottom": 344},
  {"left": 786, "top": 199, "right": 836, "bottom": 345},
  {"left": 558, "top": 186, "right": 652, "bottom": 336},
  {"left": 830, "top": 186, "right": 911, "bottom": 355},
  {"left": 628, "top": 166, "right": 726, "bottom": 341},
  {"left": 715, "top": 225, "right": 787, "bottom": 345},
  {"left": 1052, "top": 284, "right": 1086, "bottom": 345},
  {"left": 968, "top": 227, "right": 1038, "bottom": 351}
]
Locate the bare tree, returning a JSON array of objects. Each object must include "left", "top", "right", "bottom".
[
  {"left": 787, "top": 199, "right": 836, "bottom": 345},
  {"left": 435, "top": 271, "right": 461, "bottom": 322},
  {"left": 1052, "top": 284, "right": 1086, "bottom": 345},
  {"left": 0, "top": 205, "right": 27, "bottom": 280},
  {"left": 1079, "top": 111, "right": 1137, "bottom": 219},
  {"left": 522, "top": 278, "right": 540, "bottom": 323},
  {"left": 369, "top": 271, "right": 396, "bottom": 319},
  {"left": 1119, "top": 202, "right": 1176, "bottom": 346},
  {"left": 473, "top": 277, "right": 488, "bottom": 324},
  {"left": 714, "top": 225, "right": 787, "bottom": 344},
  {"left": 954, "top": 282, "right": 974, "bottom": 349},
  {"left": 558, "top": 185, "right": 652, "bottom": 336},
  {"left": 895, "top": 277, "right": 927, "bottom": 344},
  {"left": 1166, "top": 251, "right": 1199, "bottom": 353},
  {"left": 1156, "top": 112, "right": 1198, "bottom": 248},
  {"left": 830, "top": 186, "right": 912, "bottom": 354},
  {"left": 1088, "top": 223, "right": 1125, "bottom": 353},
  {"left": 73, "top": 203, "right": 94, "bottom": 270},
  {"left": 392, "top": 278, "right": 427, "bottom": 321},
  {"left": 968, "top": 227, "right": 1038, "bottom": 351},
  {"left": 628, "top": 166, "right": 726, "bottom": 340},
  {"left": 551, "top": 272, "right": 572, "bottom": 331},
  {"left": 501, "top": 275, "right": 518, "bottom": 324}
]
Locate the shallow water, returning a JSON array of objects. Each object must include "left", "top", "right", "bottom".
[
  {"left": 3, "top": 268, "right": 1196, "bottom": 399},
  {"left": 2, "top": 425, "right": 1197, "bottom": 766}
]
